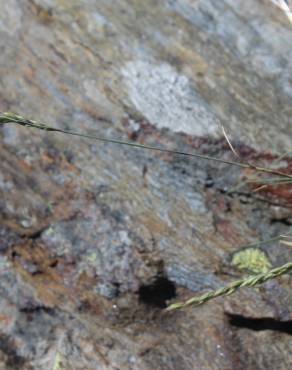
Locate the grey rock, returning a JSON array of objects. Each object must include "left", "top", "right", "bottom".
[{"left": 0, "top": 0, "right": 292, "bottom": 369}]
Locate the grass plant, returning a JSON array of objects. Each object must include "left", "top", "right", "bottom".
[{"left": 1, "top": 111, "right": 291, "bottom": 311}]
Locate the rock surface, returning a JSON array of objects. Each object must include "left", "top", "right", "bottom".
[{"left": 0, "top": 0, "right": 292, "bottom": 369}]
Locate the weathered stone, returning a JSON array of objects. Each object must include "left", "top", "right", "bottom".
[{"left": 0, "top": 0, "right": 292, "bottom": 369}]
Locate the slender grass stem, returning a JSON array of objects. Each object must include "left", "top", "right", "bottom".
[
  {"left": 235, "top": 232, "right": 292, "bottom": 249},
  {"left": 1, "top": 112, "right": 292, "bottom": 179}
]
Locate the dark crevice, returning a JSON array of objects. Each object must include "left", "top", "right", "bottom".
[
  {"left": 11, "top": 250, "right": 20, "bottom": 259},
  {"left": 138, "top": 277, "right": 176, "bottom": 308},
  {"left": 49, "top": 259, "right": 59, "bottom": 268},
  {"left": 23, "top": 225, "right": 49, "bottom": 239},
  {"left": 227, "top": 313, "right": 292, "bottom": 335},
  {"left": 270, "top": 217, "right": 292, "bottom": 226},
  {"left": 19, "top": 305, "right": 55, "bottom": 315},
  {"left": 204, "top": 176, "right": 214, "bottom": 188}
]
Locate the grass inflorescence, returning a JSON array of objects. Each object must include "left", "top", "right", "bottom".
[{"left": 166, "top": 262, "right": 292, "bottom": 311}]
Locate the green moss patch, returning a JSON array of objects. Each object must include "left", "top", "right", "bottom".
[{"left": 231, "top": 247, "right": 272, "bottom": 274}]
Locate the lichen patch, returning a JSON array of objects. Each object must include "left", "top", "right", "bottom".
[
  {"left": 231, "top": 247, "right": 272, "bottom": 274},
  {"left": 122, "top": 60, "right": 220, "bottom": 137}
]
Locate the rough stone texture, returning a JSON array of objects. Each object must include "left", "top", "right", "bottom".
[{"left": 0, "top": 1, "right": 292, "bottom": 369}]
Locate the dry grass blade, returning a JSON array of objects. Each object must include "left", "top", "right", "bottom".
[
  {"left": 270, "top": 0, "right": 292, "bottom": 23},
  {"left": 280, "top": 235, "right": 292, "bottom": 246},
  {"left": 280, "top": 240, "right": 292, "bottom": 246},
  {"left": 221, "top": 124, "right": 239, "bottom": 158}
]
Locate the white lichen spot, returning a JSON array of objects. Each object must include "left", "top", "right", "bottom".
[
  {"left": 119, "top": 230, "right": 132, "bottom": 245},
  {"left": 122, "top": 60, "right": 220, "bottom": 136},
  {"left": 0, "top": 0, "right": 22, "bottom": 36}
]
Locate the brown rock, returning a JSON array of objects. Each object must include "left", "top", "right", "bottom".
[{"left": 0, "top": 0, "right": 291, "bottom": 369}]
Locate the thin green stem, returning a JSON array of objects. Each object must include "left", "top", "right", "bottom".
[
  {"left": 234, "top": 232, "right": 292, "bottom": 249},
  {"left": 166, "top": 262, "right": 292, "bottom": 311},
  {"left": 1, "top": 112, "right": 292, "bottom": 179}
]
